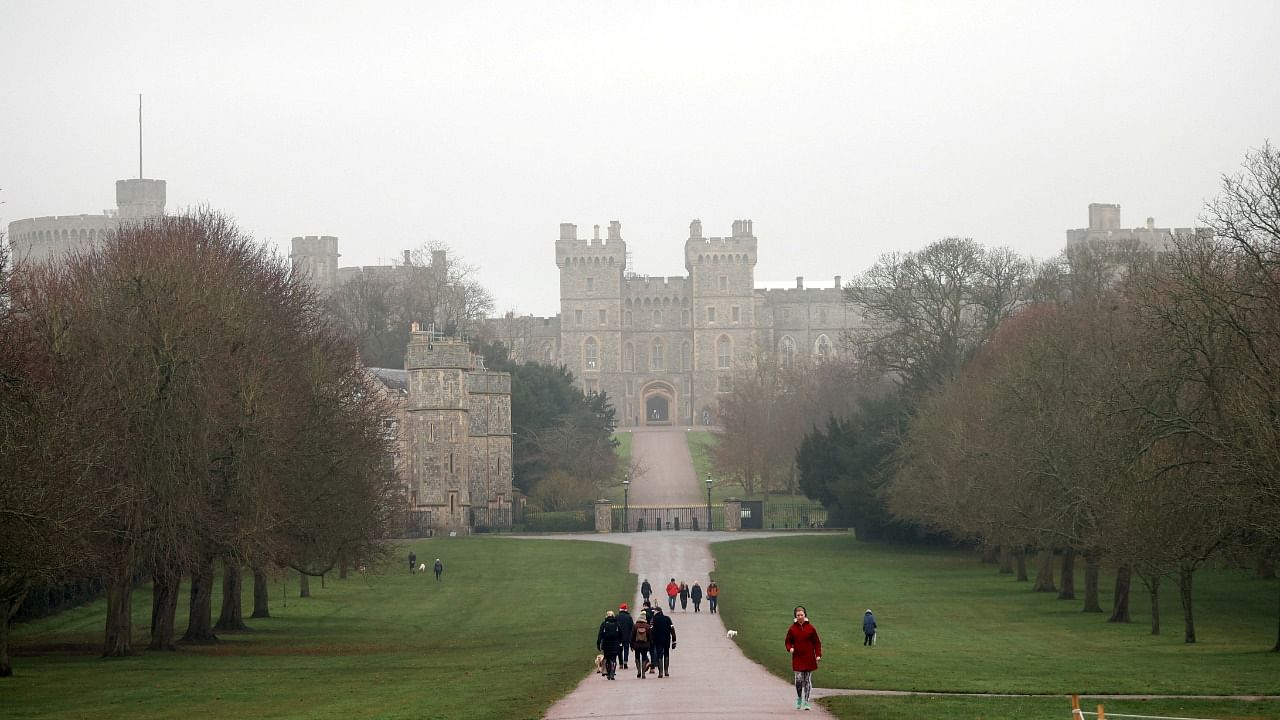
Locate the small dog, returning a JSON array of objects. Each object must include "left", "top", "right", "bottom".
[
  {"left": 726, "top": 629, "right": 738, "bottom": 638},
  {"left": 594, "top": 653, "right": 605, "bottom": 674},
  {"left": 418, "top": 563, "right": 426, "bottom": 572}
]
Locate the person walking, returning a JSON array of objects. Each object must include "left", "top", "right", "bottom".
[
  {"left": 785, "top": 605, "right": 822, "bottom": 711},
  {"left": 617, "top": 603, "right": 635, "bottom": 669},
  {"left": 649, "top": 606, "right": 677, "bottom": 678},
  {"left": 678, "top": 582, "right": 689, "bottom": 611},
  {"left": 665, "top": 578, "right": 679, "bottom": 611},
  {"left": 408, "top": 551, "right": 417, "bottom": 574},
  {"left": 640, "top": 600, "right": 654, "bottom": 623},
  {"left": 862, "top": 609, "right": 877, "bottom": 646},
  {"left": 433, "top": 558, "right": 443, "bottom": 581},
  {"left": 690, "top": 582, "right": 703, "bottom": 612},
  {"left": 707, "top": 581, "right": 720, "bottom": 614},
  {"left": 641, "top": 578, "right": 653, "bottom": 605},
  {"left": 630, "top": 611, "right": 652, "bottom": 679},
  {"left": 597, "top": 611, "right": 623, "bottom": 680}
]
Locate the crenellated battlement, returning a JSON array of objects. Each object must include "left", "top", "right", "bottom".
[{"left": 624, "top": 275, "right": 691, "bottom": 294}]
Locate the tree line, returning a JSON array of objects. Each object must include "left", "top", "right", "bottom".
[
  {"left": 0, "top": 211, "right": 402, "bottom": 676},
  {"left": 714, "top": 144, "right": 1280, "bottom": 649}
]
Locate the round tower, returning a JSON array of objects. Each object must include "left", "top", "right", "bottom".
[{"left": 115, "top": 178, "right": 166, "bottom": 221}]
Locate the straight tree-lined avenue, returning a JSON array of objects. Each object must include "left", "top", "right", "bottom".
[{"left": 537, "top": 427, "right": 835, "bottom": 719}]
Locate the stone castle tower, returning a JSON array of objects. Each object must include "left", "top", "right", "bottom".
[
  {"left": 403, "top": 326, "right": 512, "bottom": 535},
  {"left": 290, "top": 235, "right": 340, "bottom": 294}
]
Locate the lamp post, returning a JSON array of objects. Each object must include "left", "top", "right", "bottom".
[
  {"left": 705, "top": 473, "right": 713, "bottom": 532},
  {"left": 623, "top": 475, "right": 630, "bottom": 533}
]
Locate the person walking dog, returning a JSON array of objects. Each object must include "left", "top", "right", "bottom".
[{"left": 863, "top": 609, "right": 877, "bottom": 646}]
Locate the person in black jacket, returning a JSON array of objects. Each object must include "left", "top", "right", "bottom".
[
  {"left": 649, "top": 606, "right": 677, "bottom": 677},
  {"left": 678, "top": 582, "right": 689, "bottom": 611},
  {"left": 616, "top": 604, "right": 635, "bottom": 669},
  {"left": 690, "top": 582, "right": 703, "bottom": 612},
  {"left": 597, "top": 611, "right": 623, "bottom": 680},
  {"left": 640, "top": 578, "right": 652, "bottom": 604}
]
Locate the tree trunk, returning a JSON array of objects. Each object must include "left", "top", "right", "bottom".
[
  {"left": 1032, "top": 549, "right": 1056, "bottom": 592},
  {"left": 299, "top": 572, "right": 311, "bottom": 598},
  {"left": 1058, "top": 547, "right": 1076, "bottom": 600},
  {"left": 214, "top": 559, "right": 249, "bottom": 633},
  {"left": 1082, "top": 553, "right": 1103, "bottom": 613},
  {"left": 251, "top": 566, "right": 271, "bottom": 619},
  {"left": 1146, "top": 574, "right": 1161, "bottom": 636},
  {"left": 981, "top": 545, "right": 998, "bottom": 564},
  {"left": 1178, "top": 563, "right": 1196, "bottom": 644},
  {"left": 1015, "top": 547, "right": 1028, "bottom": 582},
  {"left": 1109, "top": 564, "right": 1132, "bottom": 623},
  {"left": 339, "top": 558, "right": 349, "bottom": 581},
  {"left": 0, "top": 591, "right": 26, "bottom": 677},
  {"left": 998, "top": 546, "right": 1013, "bottom": 574},
  {"left": 1257, "top": 557, "right": 1276, "bottom": 580},
  {"left": 181, "top": 557, "right": 218, "bottom": 644},
  {"left": 1273, "top": 582, "right": 1279, "bottom": 652},
  {"left": 103, "top": 562, "right": 136, "bottom": 657},
  {"left": 149, "top": 567, "right": 181, "bottom": 650}
]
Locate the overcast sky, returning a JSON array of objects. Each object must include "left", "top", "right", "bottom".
[{"left": 3, "top": 1, "right": 1278, "bottom": 315}]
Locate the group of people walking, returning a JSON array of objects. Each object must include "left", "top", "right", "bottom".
[
  {"left": 595, "top": 601, "right": 677, "bottom": 680},
  {"left": 639, "top": 577, "right": 719, "bottom": 613}
]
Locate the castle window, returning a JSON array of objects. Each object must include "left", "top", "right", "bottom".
[
  {"left": 718, "top": 376, "right": 733, "bottom": 393},
  {"left": 623, "top": 343, "right": 634, "bottom": 372},
  {"left": 626, "top": 380, "right": 634, "bottom": 396},
  {"left": 782, "top": 307, "right": 791, "bottom": 322},
  {"left": 718, "top": 336, "right": 732, "bottom": 369},
  {"left": 781, "top": 336, "right": 796, "bottom": 369},
  {"left": 818, "top": 308, "right": 828, "bottom": 324},
  {"left": 584, "top": 337, "right": 599, "bottom": 369},
  {"left": 653, "top": 309, "right": 662, "bottom": 325},
  {"left": 652, "top": 339, "right": 664, "bottom": 370},
  {"left": 625, "top": 310, "right": 633, "bottom": 325},
  {"left": 731, "top": 306, "right": 740, "bottom": 322},
  {"left": 681, "top": 341, "right": 691, "bottom": 372},
  {"left": 707, "top": 307, "right": 716, "bottom": 323},
  {"left": 575, "top": 309, "right": 583, "bottom": 325},
  {"left": 599, "top": 309, "right": 607, "bottom": 325},
  {"left": 543, "top": 344, "right": 554, "bottom": 363},
  {"left": 719, "top": 275, "right": 728, "bottom": 291},
  {"left": 815, "top": 334, "right": 832, "bottom": 361},
  {"left": 587, "top": 277, "right": 595, "bottom": 292},
  {"left": 682, "top": 309, "right": 690, "bottom": 325}
]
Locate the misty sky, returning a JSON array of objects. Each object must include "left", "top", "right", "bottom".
[{"left": 3, "top": 1, "right": 1278, "bottom": 315}]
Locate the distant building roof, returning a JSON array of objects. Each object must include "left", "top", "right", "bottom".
[{"left": 367, "top": 367, "right": 408, "bottom": 393}]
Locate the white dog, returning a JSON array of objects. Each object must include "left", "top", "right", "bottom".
[
  {"left": 726, "top": 630, "right": 738, "bottom": 638},
  {"left": 418, "top": 563, "right": 426, "bottom": 572}
]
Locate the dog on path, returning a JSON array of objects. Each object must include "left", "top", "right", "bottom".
[{"left": 594, "top": 653, "right": 605, "bottom": 674}]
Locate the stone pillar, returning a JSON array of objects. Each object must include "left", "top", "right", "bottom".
[
  {"left": 594, "top": 499, "right": 613, "bottom": 533},
  {"left": 724, "top": 498, "right": 742, "bottom": 532}
]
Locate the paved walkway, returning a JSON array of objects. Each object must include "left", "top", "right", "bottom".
[
  {"left": 536, "top": 427, "right": 832, "bottom": 719},
  {"left": 537, "top": 531, "right": 834, "bottom": 720}
]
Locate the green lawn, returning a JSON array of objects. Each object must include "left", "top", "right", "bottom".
[
  {"left": 712, "top": 535, "right": 1280, "bottom": 715},
  {"left": 3, "top": 537, "right": 633, "bottom": 720},
  {"left": 823, "top": 695, "right": 1280, "bottom": 720}
]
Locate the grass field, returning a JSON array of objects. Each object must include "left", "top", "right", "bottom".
[
  {"left": 2, "top": 537, "right": 633, "bottom": 720},
  {"left": 712, "top": 535, "right": 1280, "bottom": 718}
]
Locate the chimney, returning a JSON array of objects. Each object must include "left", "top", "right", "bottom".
[
  {"left": 796, "top": 276, "right": 804, "bottom": 290},
  {"left": 1146, "top": 217, "right": 1155, "bottom": 230},
  {"left": 834, "top": 275, "right": 841, "bottom": 289},
  {"left": 403, "top": 249, "right": 411, "bottom": 265}
]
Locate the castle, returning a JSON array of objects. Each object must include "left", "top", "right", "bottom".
[
  {"left": 485, "top": 219, "right": 858, "bottom": 427},
  {"left": 7, "top": 178, "right": 167, "bottom": 265}
]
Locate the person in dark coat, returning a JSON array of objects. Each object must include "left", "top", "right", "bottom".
[
  {"left": 408, "top": 551, "right": 417, "bottom": 573},
  {"left": 641, "top": 578, "right": 653, "bottom": 604},
  {"left": 616, "top": 604, "right": 635, "bottom": 669},
  {"left": 690, "top": 582, "right": 703, "bottom": 612},
  {"left": 785, "top": 605, "right": 822, "bottom": 711},
  {"left": 862, "top": 609, "right": 877, "bottom": 646},
  {"left": 433, "top": 558, "right": 443, "bottom": 581},
  {"left": 597, "top": 611, "right": 623, "bottom": 680},
  {"left": 649, "top": 606, "right": 677, "bottom": 677},
  {"left": 678, "top": 582, "right": 689, "bottom": 611},
  {"left": 640, "top": 600, "right": 654, "bottom": 622}
]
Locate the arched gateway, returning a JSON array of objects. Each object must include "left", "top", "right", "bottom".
[{"left": 641, "top": 381, "right": 676, "bottom": 426}]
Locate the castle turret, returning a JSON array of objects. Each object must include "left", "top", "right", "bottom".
[
  {"left": 115, "top": 178, "right": 166, "bottom": 221},
  {"left": 405, "top": 328, "right": 473, "bottom": 535},
  {"left": 555, "top": 220, "right": 627, "bottom": 396},
  {"left": 290, "top": 235, "right": 340, "bottom": 294}
]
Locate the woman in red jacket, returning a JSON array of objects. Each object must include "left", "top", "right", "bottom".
[{"left": 784, "top": 605, "right": 822, "bottom": 711}]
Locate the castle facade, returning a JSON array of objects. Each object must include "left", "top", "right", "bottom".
[{"left": 486, "top": 219, "right": 858, "bottom": 427}]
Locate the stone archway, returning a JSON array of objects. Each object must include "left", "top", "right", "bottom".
[{"left": 641, "top": 381, "right": 676, "bottom": 426}]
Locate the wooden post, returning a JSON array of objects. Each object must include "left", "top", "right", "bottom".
[
  {"left": 1097, "top": 704, "right": 1105, "bottom": 720},
  {"left": 1070, "top": 695, "right": 1084, "bottom": 720}
]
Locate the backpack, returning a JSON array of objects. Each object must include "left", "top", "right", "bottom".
[
  {"left": 602, "top": 619, "right": 622, "bottom": 644},
  {"left": 632, "top": 622, "right": 650, "bottom": 650}
]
